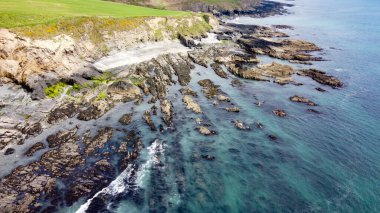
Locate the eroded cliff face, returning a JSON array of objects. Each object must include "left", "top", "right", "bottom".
[{"left": 0, "top": 15, "right": 217, "bottom": 99}]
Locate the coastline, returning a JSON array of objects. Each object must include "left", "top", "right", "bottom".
[{"left": 2, "top": 0, "right": 378, "bottom": 212}]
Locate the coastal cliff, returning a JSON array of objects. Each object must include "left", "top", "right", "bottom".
[{"left": 0, "top": 15, "right": 217, "bottom": 99}]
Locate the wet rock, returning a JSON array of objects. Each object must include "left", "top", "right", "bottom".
[
  {"left": 46, "top": 128, "right": 79, "bottom": 148},
  {"left": 198, "top": 79, "right": 220, "bottom": 99},
  {"left": 268, "top": 135, "right": 278, "bottom": 141},
  {"left": 108, "top": 80, "right": 142, "bottom": 102},
  {"left": 238, "top": 37, "right": 323, "bottom": 62},
  {"left": 82, "top": 128, "right": 113, "bottom": 156},
  {"left": 161, "top": 99, "right": 173, "bottom": 126},
  {"left": 77, "top": 100, "right": 113, "bottom": 121},
  {"left": 151, "top": 105, "right": 158, "bottom": 115},
  {"left": 4, "top": 147, "right": 15, "bottom": 155},
  {"left": 20, "top": 122, "right": 43, "bottom": 137},
  {"left": 307, "top": 109, "right": 321, "bottom": 114},
  {"left": 0, "top": 126, "right": 25, "bottom": 150},
  {"left": 256, "top": 122, "right": 264, "bottom": 129},
  {"left": 299, "top": 69, "right": 343, "bottom": 88},
  {"left": 179, "top": 87, "right": 197, "bottom": 97},
  {"left": 315, "top": 87, "right": 326, "bottom": 92},
  {"left": 225, "top": 107, "right": 240, "bottom": 113},
  {"left": 272, "top": 25, "right": 294, "bottom": 30},
  {"left": 47, "top": 102, "right": 78, "bottom": 124},
  {"left": 273, "top": 109, "right": 287, "bottom": 117},
  {"left": 166, "top": 54, "right": 193, "bottom": 86},
  {"left": 201, "top": 155, "right": 215, "bottom": 161},
  {"left": 143, "top": 111, "right": 156, "bottom": 131},
  {"left": 218, "top": 95, "right": 231, "bottom": 102},
  {"left": 234, "top": 120, "right": 250, "bottom": 130},
  {"left": 289, "top": 95, "right": 317, "bottom": 106},
  {"left": 197, "top": 126, "right": 216, "bottom": 136},
  {"left": 119, "top": 113, "right": 133, "bottom": 125},
  {"left": 24, "top": 142, "right": 46, "bottom": 157},
  {"left": 183, "top": 95, "right": 202, "bottom": 113},
  {"left": 211, "top": 63, "right": 228, "bottom": 79},
  {"left": 178, "top": 34, "right": 196, "bottom": 48},
  {"left": 231, "top": 79, "right": 242, "bottom": 87},
  {"left": 64, "top": 158, "right": 115, "bottom": 205},
  {"left": 227, "top": 62, "right": 295, "bottom": 85}
]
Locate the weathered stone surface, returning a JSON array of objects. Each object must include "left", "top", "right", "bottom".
[
  {"left": 119, "top": 113, "right": 133, "bottom": 125},
  {"left": 225, "top": 107, "right": 240, "bottom": 113},
  {"left": 198, "top": 79, "right": 220, "bottom": 99},
  {"left": 299, "top": 69, "right": 343, "bottom": 88},
  {"left": 108, "top": 81, "right": 142, "bottom": 102},
  {"left": 234, "top": 120, "right": 250, "bottom": 130},
  {"left": 143, "top": 111, "right": 157, "bottom": 131},
  {"left": 211, "top": 63, "right": 228, "bottom": 79},
  {"left": 47, "top": 102, "right": 78, "bottom": 124},
  {"left": 77, "top": 100, "right": 113, "bottom": 121},
  {"left": 24, "top": 142, "right": 46, "bottom": 157},
  {"left": 289, "top": 95, "right": 317, "bottom": 106},
  {"left": 197, "top": 126, "right": 216, "bottom": 136},
  {"left": 183, "top": 95, "right": 202, "bottom": 114},
  {"left": 273, "top": 109, "right": 287, "bottom": 117},
  {"left": 82, "top": 128, "right": 113, "bottom": 156},
  {"left": 161, "top": 99, "right": 174, "bottom": 126},
  {"left": 179, "top": 87, "right": 197, "bottom": 97}
]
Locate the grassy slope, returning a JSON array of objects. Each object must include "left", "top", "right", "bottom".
[
  {"left": 110, "top": 0, "right": 253, "bottom": 10},
  {"left": 0, "top": 0, "right": 188, "bottom": 28}
]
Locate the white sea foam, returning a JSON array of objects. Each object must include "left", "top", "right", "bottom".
[{"left": 76, "top": 139, "right": 165, "bottom": 213}]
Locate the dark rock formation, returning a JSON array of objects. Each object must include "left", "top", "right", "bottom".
[
  {"left": 289, "top": 95, "right": 318, "bottom": 106},
  {"left": 299, "top": 69, "right": 343, "bottom": 88},
  {"left": 273, "top": 109, "right": 287, "bottom": 117}
]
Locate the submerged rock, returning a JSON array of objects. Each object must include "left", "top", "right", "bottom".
[
  {"left": 201, "top": 155, "right": 216, "bottom": 161},
  {"left": 197, "top": 126, "right": 216, "bottom": 136},
  {"left": 315, "top": 87, "right": 326, "bottom": 92},
  {"left": 273, "top": 109, "right": 287, "bottom": 117},
  {"left": 289, "top": 95, "right": 317, "bottom": 106},
  {"left": 119, "top": 113, "right": 133, "bottom": 125},
  {"left": 234, "top": 120, "right": 250, "bottom": 130},
  {"left": 225, "top": 107, "right": 240, "bottom": 113},
  {"left": 179, "top": 87, "right": 197, "bottom": 97}
]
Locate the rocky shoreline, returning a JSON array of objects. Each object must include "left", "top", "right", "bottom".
[{"left": 0, "top": 3, "right": 343, "bottom": 212}]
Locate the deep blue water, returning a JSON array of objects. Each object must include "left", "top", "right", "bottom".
[{"left": 69, "top": 0, "right": 380, "bottom": 212}]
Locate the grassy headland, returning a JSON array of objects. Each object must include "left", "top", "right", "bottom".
[{"left": 0, "top": 0, "right": 188, "bottom": 28}]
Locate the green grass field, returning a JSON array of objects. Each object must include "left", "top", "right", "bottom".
[{"left": 0, "top": 0, "right": 188, "bottom": 28}]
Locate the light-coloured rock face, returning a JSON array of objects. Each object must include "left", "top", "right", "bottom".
[
  {"left": 182, "top": 95, "right": 202, "bottom": 113},
  {"left": 0, "top": 15, "right": 214, "bottom": 99}
]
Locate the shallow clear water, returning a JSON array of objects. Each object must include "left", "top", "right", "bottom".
[{"left": 71, "top": 0, "right": 380, "bottom": 212}]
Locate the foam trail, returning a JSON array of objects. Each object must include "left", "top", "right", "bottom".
[{"left": 76, "top": 139, "right": 164, "bottom": 213}]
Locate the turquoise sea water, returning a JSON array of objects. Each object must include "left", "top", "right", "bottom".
[{"left": 71, "top": 0, "right": 380, "bottom": 212}]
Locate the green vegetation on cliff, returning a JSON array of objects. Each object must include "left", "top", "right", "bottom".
[{"left": 0, "top": 0, "right": 188, "bottom": 28}]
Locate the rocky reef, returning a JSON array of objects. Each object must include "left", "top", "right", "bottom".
[{"left": 0, "top": 6, "right": 344, "bottom": 211}]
